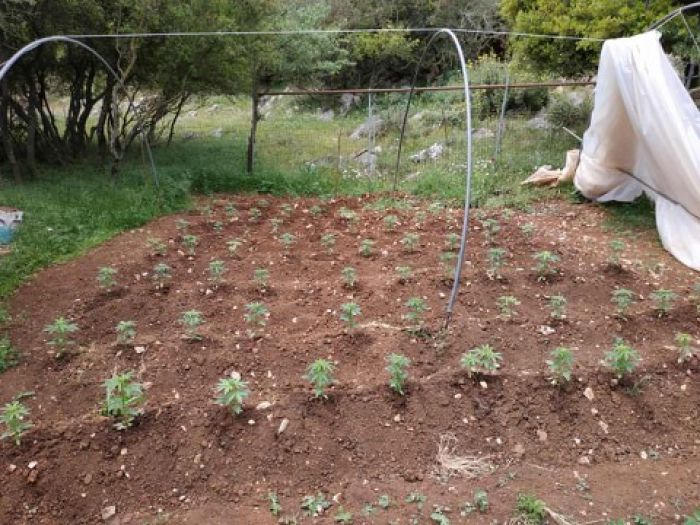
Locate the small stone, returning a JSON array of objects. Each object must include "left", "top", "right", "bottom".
[
  {"left": 102, "top": 506, "right": 117, "bottom": 522},
  {"left": 578, "top": 456, "right": 591, "bottom": 465},
  {"left": 134, "top": 346, "right": 146, "bottom": 354},
  {"left": 256, "top": 401, "right": 273, "bottom": 411},
  {"left": 681, "top": 384, "right": 687, "bottom": 391},
  {"left": 640, "top": 450, "right": 648, "bottom": 460},
  {"left": 583, "top": 387, "right": 595, "bottom": 401},
  {"left": 454, "top": 393, "right": 462, "bottom": 399},
  {"left": 27, "top": 469, "right": 38, "bottom": 484},
  {"left": 277, "top": 418, "right": 289, "bottom": 436},
  {"left": 537, "top": 429, "right": 548, "bottom": 442},
  {"left": 513, "top": 443, "right": 525, "bottom": 456},
  {"left": 120, "top": 448, "right": 128, "bottom": 456},
  {"left": 28, "top": 461, "right": 38, "bottom": 470},
  {"left": 8, "top": 464, "right": 17, "bottom": 473},
  {"left": 598, "top": 420, "right": 609, "bottom": 434},
  {"left": 230, "top": 371, "right": 241, "bottom": 380},
  {"left": 393, "top": 414, "right": 401, "bottom": 422},
  {"left": 83, "top": 473, "right": 93, "bottom": 485},
  {"left": 247, "top": 419, "right": 256, "bottom": 426},
  {"left": 479, "top": 381, "right": 488, "bottom": 389}
]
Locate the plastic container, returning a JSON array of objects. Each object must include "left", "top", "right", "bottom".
[{"left": 0, "top": 209, "right": 23, "bottom": 245}]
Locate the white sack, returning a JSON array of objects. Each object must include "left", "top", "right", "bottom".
[{"left": 575, "top": 31, "right": 700, "bottom": 269}]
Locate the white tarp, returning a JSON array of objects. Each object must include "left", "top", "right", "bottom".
[{"left": 575, "top": 30, "right": 700, "bottom": 270}]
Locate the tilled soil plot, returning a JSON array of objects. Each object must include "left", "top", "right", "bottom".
[{"left": 1, "top": 195, "right": 699, "bottom": 524}]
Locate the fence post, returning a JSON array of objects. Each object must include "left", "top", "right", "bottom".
[
  {"left": 368, "top": 92, "right": 375, "bottom": 176},
  {"left": 494, "top": 66, "right": 510, "bottom": 162}
]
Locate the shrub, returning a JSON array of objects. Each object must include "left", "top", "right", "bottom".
[
  {"left": 147, "top": 238, "right": 167, "bottom": 256},
  {"left": 359, "top": 239, "right": 375, "bottom": 257},
  {"left": 548, "top": 295, "right": 567, "bottom": 320},
  {"left": 604, "top": 338, "right": 640, "bottom": 379},
  {"left": 215, "top": 376, "right": 250, "bottom": 415},
  {"left": 690, "top": 283, "right": 700, "bottom": 313},
  {"left": 546, "top": 347, "right": 574, "bottom": 385},
  {"left": 0, "top": 337, "right": 19, "bottom": 373},
  {"left": 547, "top": 91, "right": 593, "bottom": 132},
  {"left": 533, "top": 251, "right": 560, "bottom": 281},
  {"left": 1, "top": 399, "right": 32, "bottom": 445},
  {"left": 341, "top": 266, "right": 357, "bottom": 288},
  {"left": 180, "top": 310, "right": 204, "bottom": 340},
  {"left": 97, "top": 267, "right": 117, "bottom": 290},
  {"left": 152, "top": 263, "right": 172, "bottom": 289},
  {"left": 340, "top": 302, "right": 362, "bottom": 329},
  {"left": 267, "top": 492, "right": 282, "bottom": 517},
  {"left": 208, "top": 260, "right": 226, "bottom": 285},
  {"left": 473, "top": 489, "right": 489, "bottom": 513},
  {"left": 675, "top": 332, "right": 694, "bottom": 363},
  {"left": 182, "top": 234, "right": 198, "bottom": 256},
  {"left": 487, "top": 247, "right": 507, "bottom": 279},
  {"left": 304, "top": 359, "right": 336, "bottom": 399},
  {"left": 461, "top": 344, "right": 502, "bottom": 378},
  {"left": 335, "top": 507, "right": 353, "bottom": 524},
  {"left": 116, "top": 320, "right": 136, "bottom": 345},
  {"left": 102, "top": 371, "right": 144, "bottom": 430},
  {"left": 386, "top": 353, "right": 410, "bottom": 395},
  {"left": 611, "top": 288, "right": 634, "bottom": 318},
  {"left": 401, "top": 233, "right": 420, "bottom": 252},
  {"left": 650, "top": 289, "right": 677, "bottom": 316},
  {"left": 321, "top": 233, "right": 336, "bottom": 253},
  {"left": 44, "top": 317, "right": 78, "bottom": 356},
  {"left": 497, "top": 295, "right": 520, "bottom": 320}
]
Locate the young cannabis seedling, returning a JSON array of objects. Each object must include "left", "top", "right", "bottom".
[
  {"left": 248, "top": 207, "right": 262, "bottom": 223},
  {"left": 521, "top": 222, "right": 535, "bottom": 240},
  {"left": 690, "top": 282, "right": 700, "bottom": 313},
  {"left": 384, "top": 214, "right": 399, "bottom": 231},
  {"left": 267, "top": 492, "right": 282, "bottom": 517},
  {"left": 279, "top": 203, "right": 293, "bottom": 217},
  {"left": 430, "top": 506, "right": 450, "bottom": 525},
  {"left": 116, "top": 320, "right": 136, "bottom": 345},
  {"left": 1, "top": 400, "right": 32, "bottom": 446},
  {"left": 377, "top": 495, "right": 391, "bottom": 509},
  {"left": 44, "top": 317, "right": 78, "bottom": 356},
  {"left": 487, "top": 247, "right": 506, "bottom": 279},
  {"left": 482, "top": 218, "right": 500, "bottom": 244},
  {"left": 401, "top": 232, "right": 420, "bottom": 252},
  {"left": 604, "top": 338, "right": 640, "bottom": 379},
  {"left": 546, "top": 347, "right": 574, "bottom": 385},
  {"left": 102, "top": 371, "right": 144, "bottom": 430},
  {"left": 180, "top": 310, "right": 204, "bottom": 340},
  {"left": 462, "top": 489, "right": 490, "bottom": 515},
  {"left": 497, "top": 295, "right": 520, "bottom": 320},
  {"left": 414, "top": 210, "right": 427, "bottom": 225},
  {"left": 253, "top": 268, "right": 270, "bottom": 290},
  {"left": 440, "top": 251, "right": 457, "bottom": 280},
  {"left": 256, "top": 198, "right": 270, "bottom": 209},
  {"left": 341, "top": 266, "right": 357, "bottom": 288},
  {"left": 533, "top": 251, "right": 560, "bottom": 281},
  {"left": 404, "top": 297, "right": 428, "bottom": 330},
  {"left": 608, "top": 239, "right": 626, "bottom": 265},
  {"left": 334, "top": 507, "right": 353, "bottom": 524},
  {"left": 227, "top": 238, "right": 243, "bottom": 257},
  {"left": 215, "top": 376, "right": 250, "bottom": 415},
  {"left": 150, "top": 263, "right": 172, "bottom": 289},
  {"left": 309, "top": 204, "right": 323, "bottom": 216},
  {"left": 675, "top": 332, "right": 694, "bottom": 363},
  {"left": 279, "top": 233, "right": 296, "bottom": 251},
  {"left": 304, "top": 359, "right": 335, "bottom": 399},
  {"left": 147, "top": 237, "right": 167, "bottom": 256},
  {"left": 515, "top": 494, "right": 546, "bottom": 525},
  {"left": 445, "top": 233, "right": 460, "bottom": 251},
  {"left": 245, "top": 302, "right": 269, "bottom": 327},
  {"left": 548, "top": 295, "right": 567, "bottom": 320},
  {"left": 359, "top": 239, "right": 375, "bottom": 257},
  {"left": 396, "top": 265, "right": 413, "bottom": 283},
  {"left": 208, "top": 260, "right": 226, "bottom": 285},
  {"left": 212, "top": 221, "right": 224, "bottom": 234},
  {"left": 182, "top": 234, "right": 198, "bottom": 256},
  {"left": 611, "top": 288, "right": 634, "bottom": 318},
  {"left": 650, "top": 289, "right": 677, "bottom": 316},
  {"left": 338, "top": 207, "right": 358, "bottom": 224},
  {"left": 0, "top": 337, "right": 19, "bottom": 373},
  {"left": 269, "top": 218, "right": 283, "bottom": 234},
  {"left": 428, "top": 201, "right": 444, "bottom": 215},
  {"left": 97, "top": 267, "right": 117, "bottom": 290},
  {"left": 340, "top": 302, "right": 361, "bottom": 329},
  {"left": 175, "top": 218, "right": 190, "bottom": 233},
  {"left": 386, "top": 353, "right": 410, "bottom": 395},
  {"left": 224, "top": 203, "right": 237, "bottom": 218},
  {"left": 301, "top": 493, "right": 331, "bottom": 516},
  {"left": 461, "top": 344, "right": 502, "bottom": 378},
  {"left": 321, "top": 233, "right": 336, "bottom": 253}
]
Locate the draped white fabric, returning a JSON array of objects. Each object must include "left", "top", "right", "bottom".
[{"left": 575, "top": 31, "right": 700, "bottom": 269}]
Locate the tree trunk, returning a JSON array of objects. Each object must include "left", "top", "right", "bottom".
[
  {"left": 246, "top": 73, "right": 260, "bottom": 175},
  {"left": 0, "top": 80, "right": 22, "bottom": 183},
  {"left": 167, "top": 92, "right": 189, "bottom": 146},
  {"left": 26, "top": 79, "right": 41, "bottom": 177}
]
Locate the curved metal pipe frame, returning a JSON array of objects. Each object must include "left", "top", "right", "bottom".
[
  {"left": 394, "top": 28, "right": 474, "bottom": 329},
  {"left": 649, "top": 2, "right": 700, "bottom": 31},
  {"left": 0, "top": 36, "right": 159, "bottom": 187}
]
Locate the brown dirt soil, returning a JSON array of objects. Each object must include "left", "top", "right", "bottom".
[{"left": 1, "top": 195, "right": 699, "bottom": 525}]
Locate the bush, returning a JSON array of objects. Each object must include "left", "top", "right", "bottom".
[{"left": 546, "top": 91, "right": 593, "bottom": 132}]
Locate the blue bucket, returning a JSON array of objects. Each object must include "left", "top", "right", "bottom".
[
  {"left": 0, "top": 210, "right": 22, "bottom": 246},
  {"left": 0, "top": 226, "right": 15, "bottom": 245}
]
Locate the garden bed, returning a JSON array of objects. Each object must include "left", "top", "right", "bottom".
[{"left": 1, "top": 195, "right": 699, "bottom": 524}]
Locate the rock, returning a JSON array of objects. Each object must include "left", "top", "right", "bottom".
[
  {"left": 102, "top": 506, "right": 117, "bottom": 521},
  {"left": 538, "top": 325, "right": 555, "bottom": 336},
  {"left": 277, "top": 418, "right": 290, "bottom": 436},
  {"left": 247, "top": 419, "right": 255, "bottom": 426},
  {"left": 211, "top": 128, "right": 223, "bottom": 138},
  {"left": 256, "top": 401, "right": 273, "bottom": 411},
  {"left": 598, "top": 420, "right": 609, "bottom": 434},
  {"left": 537, "top": 429, "right": 548, "bottom": 442},
  {"left": 340, "top": 93, "right": 360, "bottom": 114},
  {"left": 393, "top": 414, "right": 401, "bottom": 423},
  {"left": 583, "top": 387, "right": 595, "bottom": 401},
  {"left": 27, "top": 470, "right": 38, "bottom": 484},
  {"left": 134, "top": 346, "right": 146, "bottom": 355},
  {"left": 578, "top": 456, "right": 591, "bottom": 465},
  {"left": 527, "top": 115, "right": 549, "bottom": 130},
  {"left": 28, "top": 461, "right": 38, "bottom": 469},
  {"left": 411, "top": 142, "right": 445, "bottom": 163},
  {"left": 83, "top": 473, "right": 93, "bottom": 485},
  {"left": 513, "top": 443, "right": 526, "bottom": 456},
  {"left": 318, "top": 109, "right": 335, "bottom": 122},
  {"left": 354, "top": 149, "right": 379, "bottom": 171},
  {"left": 350, "top": 116, "right": 384, "bottom": 140},
  {"left": 7, "top": 464, "right": 17, "bottom": 473}
]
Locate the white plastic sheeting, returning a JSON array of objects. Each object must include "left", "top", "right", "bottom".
[{"left": 575, "top": 31, "right": 700, "bottom": 269}]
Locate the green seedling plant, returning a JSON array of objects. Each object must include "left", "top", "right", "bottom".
[
  {"left": 215, "top": 376, "right": 249, "bottom": 415},
  {"left": 248, "top": 207, "right": 262, "bottom": 222},
  {"left": 254, "top": 268, "right": 270, "bottom": 290},
  {"left": 301, "top": 493, "right": 331, "bottom": 517},
  {"left": 611, "top": 288, "right": 634, "bottom": 318},
  {"left": 338, "top": 207, "right": 358, "bottom": 224},
  {"left": 268, "top": 492, "right": 282, "bottom": 517},
  {"left": 116, "top": 320, "right": 136, "bottom": 345},
  {"left": 175, "top": 218, "right": 190, "bottom": 233},
  {"left": 44, "top": 317, "right": 78, "bottom": 356},
  {"left": 377, "top": 495, "right": 391, "bottom": 509},
  {"left": 461, "top": 344, "right": 502, "bottom": 378},
  {"left": 152, "top": 263, "right": 172, "bottom": 289},
  {"left": 279, "top": 203, "right": 293, "bottom": 217},
  {"left": 533, "top": 251, "right": 560, "bottom": 281},
  {"left": 212, "top": 221, "right": 224, "bottom": 234},
  {"left": 224, "top": 204, "right": 237, "bottom": 218},
  {"left": 386, "top": 353, "right": 410, "bottom": 395},
  {"left": 521, "top": 222, "right": 535, "bottom": 240},
  {"left": 430, "top": 506, "right": 450, "bottom": 525},
  {"left": 515, "top": 494, "right": 546, "bottom": 524},
  {"left": 548, "top": 295, "right": 567, "bottom": 320},
  {"left": 309, "top": 205, "right": 323, "bottom": 216},
  {"left": 227, "top": 238, "right": 243, "bottom": 257},
  {"left": 482, "top": 218, "right": 500, "bottom": 244},
  {"left": 384, "top": 214, "right": 399, "bottom": 231},
  {"left": 546, "top": 347, "right": 574, "bottom": 385},
  {"left": 359, "top": 239, "right": 375, "bottom": 257},
  {"left": 147, "top": 238, "right": 167, "bottom": 256},
  {"left": 304, "top": 359, "right": 335, "bottom": 399},
  {"left": 608, "top": 239, "right": 626, "bottom": 265},
  {"left": 102, "top": 371, "right": 144, "bottom": 430},
  {"left": 1, "top": 399, "right": 32, "bottom": 445},
  {"left": 401, "top": 232, "right": 420, "bottom": 252},
  {"left": 428, "top": 201, "right": 444, "bottom": 215},
  {"left": 461, "top": 489, "right": 489, "bottom": 515},
  {"left": 0, "top": 337, "right": 19, "bottom": 373},
  {"left": 675, "top": 332, "right": 694, "bottom": 363},
  {"left": 182, "top": 234, "right": 198, "bottom": 256},
  {"left": 340, "top": 302, "right": 361, "bottom": 329},
  {"left": 270, "top": 218, "right": 283, "bottom": 234},
  {"left": 279, "top": 233, "right": 296, "bottom": 251},
  {"left": 604, "top": 338, "right": 640, "bottom": 380},
  {"left": 199, "top": 204, "right": 212, "bottom": 217},
  {"left": 97, "top": 267, "right": 117, "bottom": 290},
  {"left": 497, "top": 295, "right": 520, "bottom": 320},
  {"left": 487, "top": 247, "right": 506, "bottom": 279},
  {"left": 406, "top": 492, "right": 426, "bottom": 510},
  {"left": 208, "top": 260, "right": 226, "bottom": 285},
  {"left": 180, "top": 310, "right": 204, "bottom": 341},
  {"left": 440, "top": 251, "right": 457, "bottom": 280},
  {"left": 245, "top": 302, "right": 269, "bottom": 329},
  {"left": 650, "top": 289, "right": 677, "bottom": 316},
  {"left": 685, "top": 508, "right": 700, "bottom": 525},
  {"left": 414, "top": 210, "right": 427, "bottom": 225},
  {"left": 445, "top": 233, "right": 460, "bottom": 251},
  {"left": 341, "top": 266, "right": 357, "bottom": 288},
  {"left": 396, "top": 265, "right": 413, "bottom": 283},
  {"left": 321, "top": 233, "right": 336, "bottom": 253},
  {"left": 256, "top": 199, "right": 270, "bottom": 209},
  {"left": 334, "top": 507, "right": 353, "bottom": 524},
  {"left": 691, "top": 282, "right": 700, "bottom": 313},
  {"left": 404, "top": 297, "right": 428, "bottom": 331}
]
